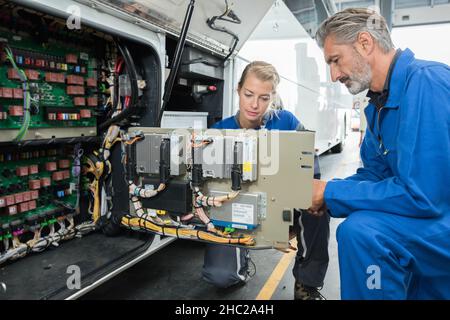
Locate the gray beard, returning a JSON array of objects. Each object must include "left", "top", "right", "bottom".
[
  {"left": 346, "top": 49, "right": 372, "bottom": 95},
  {"left": 347, "top": 66, "right": 371, "bottom": 95}
]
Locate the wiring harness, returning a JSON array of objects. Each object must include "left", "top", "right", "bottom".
[
  {"left": 116, "top": 132, "right": 255, "bottom": 247},
  {"left": 4, "top": 45, "right": 31, "bottom": 142},
  {"left": 0, "top": 217, "right": 96, "bottom": 265},
  {"left": 206, "top": 0, "right": 241, "bottom": 62}
]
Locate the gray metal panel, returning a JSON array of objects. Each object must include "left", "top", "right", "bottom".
[
  {"left": 202, "top": 135, "right": 225, "bottom": 179},
  {"left": 180, "top": 47, "right": 224, "bottom": 80},
  {"left": 79, "top": 0, "right": 275, "bottom": 57},
  {"left": 136, "top": 134, "right": 163, "bottom": 174},
  {"left": 209, "top": 191, "right": 263, "bottom": 229},
  {"left": 224, "top": 136, "right": 237, "bottom": 179}
]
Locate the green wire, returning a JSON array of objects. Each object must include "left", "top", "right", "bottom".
[{"left": 5, "top": 46, "right": 31, "bottom": 142}]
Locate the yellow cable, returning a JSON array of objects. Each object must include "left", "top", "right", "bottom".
[{"left": 121, "top": 216, "right": 255, "bottom": 246}]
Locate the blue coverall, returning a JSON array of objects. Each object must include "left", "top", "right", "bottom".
[{"left": 324, "top": 49, "right": 450, "bottom": 299}]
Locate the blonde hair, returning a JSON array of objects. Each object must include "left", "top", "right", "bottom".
[
  {"left": 238, "top": 61, "right": 280, "bottom": 93},
  {"left": 315, "top": 8, "right": 394, "bottom": 53}
]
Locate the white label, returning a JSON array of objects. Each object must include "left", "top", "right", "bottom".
[
  {"left": 0, "top": 199, "right": 5, "bottom": 207},
  {"left": 231, "top": 224, "right": 248, "bottom": 230},
  {"left": 232, "top": 203, "right": 254, "bottom": 225},
  {"left": 80, "top": 52, "right": 89, "bottom": 60}
]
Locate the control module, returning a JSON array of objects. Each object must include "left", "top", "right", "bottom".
[{"left": 121, "top": 127, "right": 315, "bottom": 249}]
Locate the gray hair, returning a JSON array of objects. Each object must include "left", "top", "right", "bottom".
[{"left": 315, "top": 8, "right": 394, "bottom": 53}]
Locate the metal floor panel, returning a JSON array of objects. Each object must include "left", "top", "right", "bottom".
[{"left": 0, "top": 231, "right": 151, "bottom": 300}]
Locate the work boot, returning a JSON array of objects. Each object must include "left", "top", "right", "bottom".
[{"left": 294, "top": 282, "right": 325, "bottom": 300}]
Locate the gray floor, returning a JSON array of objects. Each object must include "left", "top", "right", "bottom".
[{"left": 83, "top": 132, "right": 362, "bottom": 300}]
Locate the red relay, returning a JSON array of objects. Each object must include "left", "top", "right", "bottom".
[
  {"left": 8, "top": 106, "right": 23, "bottom": 117},
  {"left": 58, "top": 159, "right": 70, "bottom": 168},
  {"left": 13, "top": 88, "right": 23, "bottom": 99},
  {"left": 2, "top": 88, "right": 12, "bottom": 98},
  {"left": 52, "top": 171, "right": 63, "bottom": 181},
  {"left": 18, "top": 202, "right": 29, "bottom": 213},
  {"left": 29, "top": 164, "right": 39, "bottom": 174},
  {"left": 80, "top": 109, "right": 91, "bottom": 118},
  {"left": 62, "top": 170, "right": 70, "bottom": 180},
  {"left": 31, "top": 190, "right": 39, "bottom": 200},
  {"left": 45, "top": 162, "right": 57, "bottom": 171},
  {"left": 2, "top": 88, "right": 13, "bottom": 98},
  {"left": 67, "top": 86, "right": 85, "bottom": 95},
  {"left": 5, "top": 195, "right": 15, "bottom": 206},
  {"left": 7, "top": 68, "right": 20, "bottom": 80},
  {"left": 67, "top": 75, "right": 84, "bottom": 85},
  {"left": 28, "top": 200, "right": 37, "bottom": 211},
  {"left": 23, "top": 191, "right": 31, "bottom": 202},
  {"left": 9, "top": 106, "right": 23, "bottom": 116},
  {"left": 66, "top": 53, "right": 78, "bottom": 64},
  {"left": 40, "top": 177, "right": 51, "bottom": 187},
  {"left": 86, "top": 78, "right": 97, "bottom": 87},
  {"left": 14, "top": 193, "right": 24, "bottom": 203},
  {"left": 73, "top": 97, "right": 85, "bottom": 106},
  {"left": 45, "top": 73, "right": 65, "bottom": 83},
  {"left": 29, "top": 179, "right": 41, "bottom": 190},
  {"left": 25, "top": 69, "right": 40, "bottom": 81},
  {"left": 16, "top": 166, "right": 29, "bottom": 176},
  {"left": 87, "top": 96, "right": 97, "bottom": 107}
]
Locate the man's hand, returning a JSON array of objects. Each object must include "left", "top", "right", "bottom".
[{"left": 308, "top": 179, "right": 327, "bottom": 216}]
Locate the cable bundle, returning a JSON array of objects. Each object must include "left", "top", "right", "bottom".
[{"left": 5, "top": 46, "right": 31, "bottom": 142}]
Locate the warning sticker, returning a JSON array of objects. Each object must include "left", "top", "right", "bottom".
[{"left": 232, "top": 203, "right": 254, "bottom": 225}]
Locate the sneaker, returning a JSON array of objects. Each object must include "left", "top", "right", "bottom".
[{"left": 294, "top": 282, "right": 326, "bottom": 300}]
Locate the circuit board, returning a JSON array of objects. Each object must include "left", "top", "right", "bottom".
[
  {"left": 0, "top": 146, "right": 79, "bottom": 235},
  {"left": 0, "top": 27, "right": 99, "bottom": 138}
]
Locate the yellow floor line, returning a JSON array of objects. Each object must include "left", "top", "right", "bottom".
[{"left": 255, "top": 238, "right": 297, "bottom": 300}]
